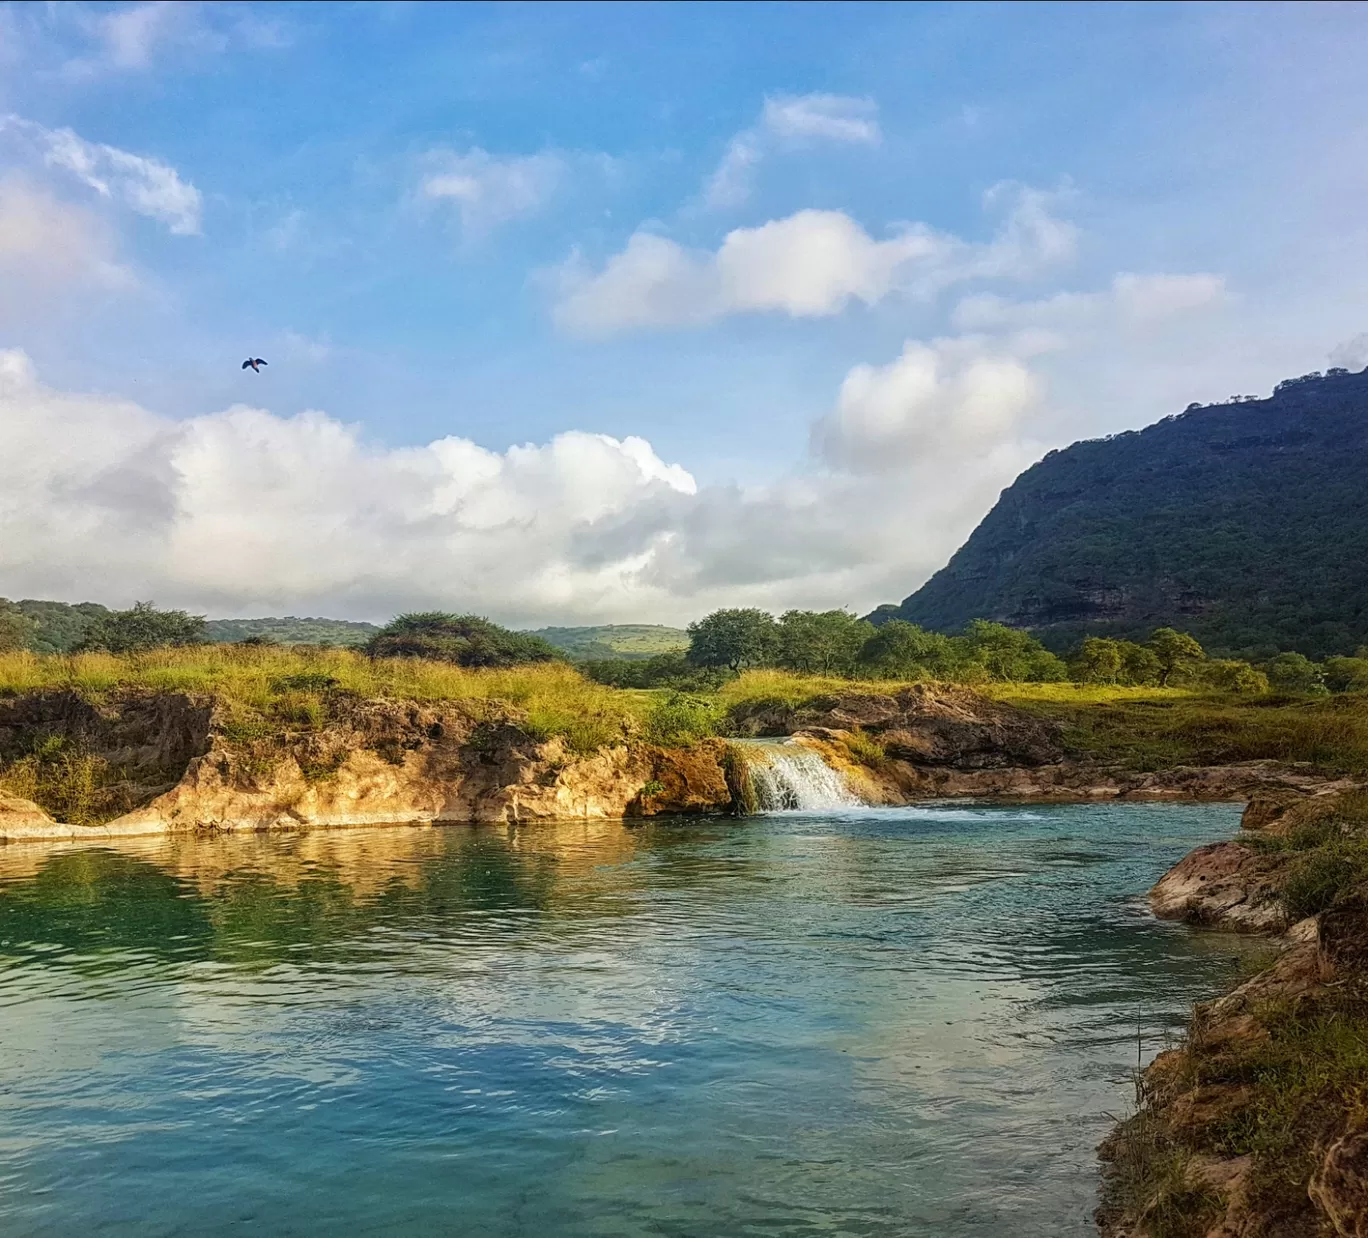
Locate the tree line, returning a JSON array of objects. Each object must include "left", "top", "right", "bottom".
[{"left": 4, "top": 598, "right": 1365, "bottom": 697}]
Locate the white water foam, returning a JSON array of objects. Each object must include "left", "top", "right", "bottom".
[{"left": 745, "top": 743, "right": 863, "bottom": 812}]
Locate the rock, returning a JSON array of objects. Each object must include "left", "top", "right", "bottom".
[
  {"left": 729, "top": 683, "right": 1066, "bottom": 768},
  {"left": 0, "top": 791, "right": 56, "bottom": 833},
  {"left": 1310, "top": 1122, "right": 1368, "bottom": 1236},
  {"left": 1149, "top": 841, "right": 1290, "bottom": 932},
  {"left": 1241, "top": 790, "right": 1305, "bottom": 831}
]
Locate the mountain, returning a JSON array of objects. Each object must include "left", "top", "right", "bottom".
[
  {"left": 528, "top": 624, "right": 690, "bottom": 661},
  {"left": 875, "top": 368, "right": 1368, "bottom": 660}
]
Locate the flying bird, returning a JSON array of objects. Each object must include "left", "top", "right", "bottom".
[{"left": 242, "top": 358, "right": 268, "bottom": 372}]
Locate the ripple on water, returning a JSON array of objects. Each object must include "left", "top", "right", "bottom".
[{"left": 0, "top": 802, "right": 1246, "bottom": 1237}]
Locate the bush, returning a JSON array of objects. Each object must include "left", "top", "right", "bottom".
[
  {"left": 366, "top": 613, "right": 558, "bottom": 668},
  {"left": 644, "top": 693, "right": 725, "bottom": 745},
  {"left": 76, "top": 601, "right": 206, "bottom": 654}
]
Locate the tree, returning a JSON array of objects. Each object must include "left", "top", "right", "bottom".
[
  {"left": 76, "top": 601, "right": 206, "bottom": 653},
  {"left": 366, "top": 613, "right": 558, "bottom": 667},
  {"left": 1201, "top": 659, "right": 1269, "bottom": 695},
  {"left": 1074, "top": 637, "right": 1124, "bottom": 684},
  {"left": 0, "top": 603, "right": 36, "bottom": 653},
  {"left": 1265, "top": 652, "right": 1327, "bottom": 696},
  {"left": 686, "top": 609, "right": 780, "bottom": 672},
  {"left": 1323, "top": 656, "right": 1368, "bottom": 694},
  {"left": 776, "top": 610, "right": 874, "bottom": 675},
  {"left": 1149, "top": 628, "right": 1206, "bottom": 686},
  {"left": 1118, "top": 642, "right": 1162, "bottom": 686},
  {"left": 960, "top": 620, "right": 1068, "bottom": 682},
  {"left": 858, "top": 620, "right": 958, "bottom": 679}
]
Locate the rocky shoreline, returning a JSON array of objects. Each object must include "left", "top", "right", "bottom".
[
  {"left": 1098, "top": 787, "right": 1368, "bottom": 1237},
  {"left": 0, "top": 683, "right": 1357, "bottom": 843}
]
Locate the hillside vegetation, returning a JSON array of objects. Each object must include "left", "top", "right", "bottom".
[
  {"left": 878, "top": 367, "right": 1368, "bottom": 660},
  {"left": 528, "top": 624, "right": 689, "bottom": 660}
]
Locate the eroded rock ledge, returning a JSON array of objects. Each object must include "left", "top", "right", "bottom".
[{"left": 0, "top": 684, "right": 1354, "bottom": 844}]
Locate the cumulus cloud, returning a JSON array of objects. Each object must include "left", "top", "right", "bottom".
[
  {"left": 706, "top": 92, "right": 880, "bottom": 209},
  {"left": 554, "top": 185, "right": 1076, "bottom": 334},
  {"left": 1, "top": 116, "right": 202, "bottom": 234},
  {"left": 421, "top": 148, "right": 566, "bottom": 237},
  {"left": 0, "top": 337, "right": 1043, "bottom": 622},
  {"left": 812, "top": 338, "right": 1040, "bottom": 473}
]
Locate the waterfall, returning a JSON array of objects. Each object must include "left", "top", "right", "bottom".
[{"left": 739, "top": 741, "right": 863, "bottom": 812}]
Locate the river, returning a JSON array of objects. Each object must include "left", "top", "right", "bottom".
[{"left": 0, "top": 803, "right": 1252, "bottom": 1236}]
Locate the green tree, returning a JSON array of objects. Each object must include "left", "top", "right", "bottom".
[
  {"left": 1073, "top": 637, "right": 1124, "bottom": 684},
  {"left": 1323, "top": 656, "right": 1368, "bottom": 694},
  {"left": 76, "top": 601, "right": 206, "bottom": 653},
  {"left": 776, "top": 610, "right": 874, "bottom": 675},
  {"left": 1201, "top": 659, "right": 1269, "bottom": 694},
  {"left": 1265, "top": 652, "right": 1328, "bottom": 696},
  {"left": 366, "top": 613, "right": 558, "bottom": 667},
  {"left": 1117, "top": 642, "right": 1162, "bottom": 686},
  {"left": 685, "top": 608, "right": 779, "bottom": 672},
  {"left": 858, "top": 620, "right": 959, "bottom": 679},
  {"left": 1148, "top": 628, "right": 1206, "bottom": 686},
  {"left": 0, "top": 603, "right": 37, "bottom": 652},
  {"left": 961, "top": 620, "right": 1068, "bottom": 682}
]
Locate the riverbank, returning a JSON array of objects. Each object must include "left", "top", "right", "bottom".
[
  {"left": 2, "top": 647, "right": 1365, "bottom": 842},
  {"left": 1097, "top": 787, "right": 1368, "bottom": 1236}
]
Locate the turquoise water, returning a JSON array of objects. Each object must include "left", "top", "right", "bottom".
[{"left": 0, "top": 803, "right": 1250, "bottom": 1236}]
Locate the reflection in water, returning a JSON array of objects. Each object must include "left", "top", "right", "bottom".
[{"left": 0, "top": 805, "right": 1251, "bottom": 1236}]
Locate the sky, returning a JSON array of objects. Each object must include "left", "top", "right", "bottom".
[{"left": 2, "top": 1, "right": 1367, "bottom": 627}]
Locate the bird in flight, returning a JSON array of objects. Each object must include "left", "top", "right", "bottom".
[{"left": 242, "top": 357, "right": 268, "bottom": 372}]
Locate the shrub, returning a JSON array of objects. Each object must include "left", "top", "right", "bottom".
[
  {"left": 366, "top": 613, "right": 559, "bottom": 668},
  {"left": 644, "top": 693, "right": 725, "bottom": 745}
]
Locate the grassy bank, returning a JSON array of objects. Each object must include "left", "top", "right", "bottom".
[{"left": 2, "top": 648, "right": 1366, "bottom": 775}]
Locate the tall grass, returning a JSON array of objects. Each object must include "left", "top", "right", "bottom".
[{"left": 0, "top": 647, "right": 652, "bottom": 754}]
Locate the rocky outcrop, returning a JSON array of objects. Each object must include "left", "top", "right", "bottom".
[
  {"left": 0, "top": 690, "right": 740, "bottom": 841},
  {"left": 729, "top": 683, "right": 1065, "bottom": 767},
  {"left": 1149, "top": 841, "right": 1291, "bottom": 933}
]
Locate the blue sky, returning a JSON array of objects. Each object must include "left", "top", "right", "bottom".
[{"left": 2, "top": 2, "right": 1367, "bottom": 625}]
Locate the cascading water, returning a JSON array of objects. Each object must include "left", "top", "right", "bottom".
[{"left": 738, "top": 740, "right": 864, "bottom": 812}]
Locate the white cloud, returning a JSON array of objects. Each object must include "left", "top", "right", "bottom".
[
  {"left": 1, "top": 116, "right": 202, "bottom": 234},
  {"left": 0, "top": 338, "right": 1038, "bottom": 624},
  {"left": 812, "top": 338, "right": 1040, "bottom": 473},
  {"left": 705, "top": 92, "right": 880, "bottom": 209},
  {"left": 95, "top": 2, "right": 201, "bottom": 70},
  {"left": 422, "top": 148, "right": 565, "bottom": 237},
  {"left": 554, "top": 185, "right": 1076, "bottom": 334},
  {"left": 1329, "top": 332, "right": 1368, "bottom": 371}
]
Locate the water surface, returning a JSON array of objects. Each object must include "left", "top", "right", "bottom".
[{"left": 0, "top": 803, "right": 1251, "bottom": 1236}]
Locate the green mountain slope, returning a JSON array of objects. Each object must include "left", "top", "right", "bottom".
[
  {"left": 528, "top": 624, "right": 689, "bottom": 661},
  {"left": 876, "top": 368, "right": 1368, "bottom": 660}
]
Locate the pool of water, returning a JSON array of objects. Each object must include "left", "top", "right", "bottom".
[{"left": 0, "top": 803, "right": 1251, "bottom": 1236}]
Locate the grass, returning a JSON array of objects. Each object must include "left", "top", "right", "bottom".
[{"left": 1101, "top": 789, "right": 1368, "bottom": 1233}]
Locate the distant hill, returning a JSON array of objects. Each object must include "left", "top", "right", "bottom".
[
  {"left": 874, "top": 368, "right": 1368, "bottom": 660},
  {"left": 528, "top": 624, "right": 690, "bottom": 661},
  {"left": 0, "top": 600, "right": 380, "bottom": 651},
  {"left": 203, "top": 617, "right": 380, "bottom": 646}
]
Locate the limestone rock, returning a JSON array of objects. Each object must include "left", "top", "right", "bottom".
[{"left": 1149, "top": 841, "right": 1290, "bottom": 932}]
